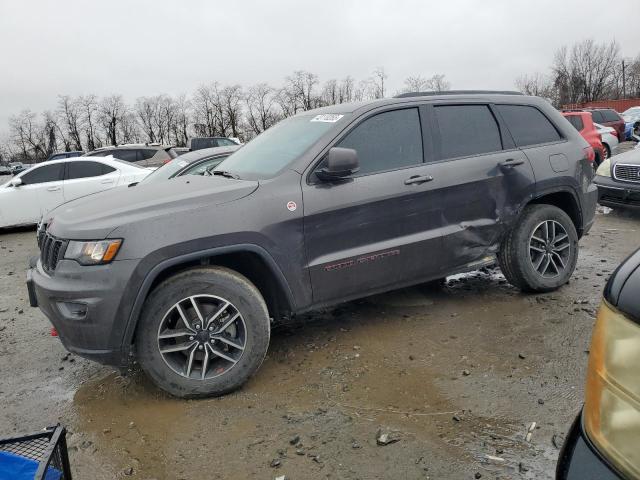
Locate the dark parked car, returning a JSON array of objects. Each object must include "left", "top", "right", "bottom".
[
  {"left": 9, "top": 162, "right": 26, "bottom": 174},
  {"left": 557, "top": 248, "right": 640, "bottom": 480},
  {"left": 84, "top": 144, "right": 177, "bottom": 167},
  {"left": 28, "top": 91, "right": 597, "bottom": 398},
  {"left": 187, "top": 137, "right": 239, "bottom": 151},
  {"left": 0, "top": 165, "right": 11, "bottom": 176},
  {"left": 47, "top": 151, "right": 84, "bottom": 161},
  {"left": 564, "top": 108, "right": 626, "bottom": 141},
  {"left": 140, "top": 145, "right": 240, "bottom": 184},
  {"left": 594, "top": 147, "right": 640, "bottom": 209}
]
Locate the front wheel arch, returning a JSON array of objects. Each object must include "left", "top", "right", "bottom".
[{"left": 123, "top": 245, "right": 295, "bottom": 351}]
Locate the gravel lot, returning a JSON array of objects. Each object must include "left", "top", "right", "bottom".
[{"left": 1, "top": 153, "right": 639, "bottom": 479}]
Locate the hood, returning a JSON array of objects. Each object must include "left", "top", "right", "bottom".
[
  {"left": 48, "top": 175, "right": 258, "bottom": 239},
  {"left": 612, "top": 147, "right": 640, "bottom": 167}
]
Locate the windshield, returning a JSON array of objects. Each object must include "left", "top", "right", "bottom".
[
  {"left": 215, "top": 114, "right": 349, "bottom": 179},
  {"left": 142, "top": 158, "right": 192, "bottom": 184}
]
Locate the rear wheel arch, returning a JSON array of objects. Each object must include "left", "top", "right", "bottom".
[
  {"left": 526, "top": 189, "right": 583, "bottom": 237},
  {"left": 126, "top": 245, "right": 295, "bottom": 347}
]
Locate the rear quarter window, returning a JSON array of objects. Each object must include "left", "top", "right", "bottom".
[{"left": 496, "top": 105, "right": 562, "bottom": 147}]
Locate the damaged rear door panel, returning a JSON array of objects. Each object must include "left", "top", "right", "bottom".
[{"left": 425, "top": 102, "right": 536, "bottom": 270}]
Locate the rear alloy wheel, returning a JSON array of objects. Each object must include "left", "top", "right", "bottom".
[
  {"left": 136, "top": 267, "right": 270, "bottom": 398},
  {"left": 528, "top": 220, "right": 571, "bottom": 279},
  {"left": 498, "top": 204, "right": 578, "bottom": 292},
  {"left": 603, "top": 144, "right": 611, "bottom": 161}
]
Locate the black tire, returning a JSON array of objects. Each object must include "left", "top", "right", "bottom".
[
  {"left": 593, "top": 151, "right": 602, "bottom": 168},
  {"left": 135, "top": 266, "right": 270, "bottom": 398},
  {"left": 498, "top": 204, "right": 578, "bottom": 293}
]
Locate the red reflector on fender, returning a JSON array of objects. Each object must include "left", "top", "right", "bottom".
[{"left": 51, "top": 327, "right": 58, "bottom": 337}]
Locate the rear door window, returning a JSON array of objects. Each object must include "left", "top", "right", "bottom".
[
  {"left": 434, "top": 105, "right": 502, "bottom": 159},
  {"left": 336, "top": 108, "right": 423, "bottom": 176},
  {"left": 496, "top": 105, "right": 561, "bottom": 147},
  {"left": 20, "top": 164, "right": 64, "bottom": 185},
  {"left": 590, "top": 111, "right": 604, "bottom": 123},
  {"left": 565, "top": 115, "right": 584, "bottom": 131}
]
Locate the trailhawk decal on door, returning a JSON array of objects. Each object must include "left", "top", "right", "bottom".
[{"left": 324, "top": 249, "right": 400, "bottom": 272}]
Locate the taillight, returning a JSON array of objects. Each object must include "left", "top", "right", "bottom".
[
  {"left": 584, "top": 146, "right": 595, "bottom": 163},
  {"left": 611, "top": 130, "right": 619, "bottom": 138},
  {"left": 162, "top": 158, "right": 172, "bottom": 164}
]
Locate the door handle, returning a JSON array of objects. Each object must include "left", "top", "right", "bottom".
[
  {"left": 47, "top": 186, "right": 61, "bottom": 192},
  {"left": 498, "top": 158, "right": 525, "bottom": 169},
  {"left": 404, "top": 175, "right": 434, "bottom": 185},
  {"left": 101, "top": 179, "right": 114, "bottom": 184}
]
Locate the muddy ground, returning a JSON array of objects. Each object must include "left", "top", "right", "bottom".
[{"left": 1, "top": 205, "right": 640, "bottom": 479}]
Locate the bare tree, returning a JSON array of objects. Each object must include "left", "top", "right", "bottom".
[
  {"left": 8, "top": 110, "right": 48, "bottom": 161},
  {"left": 57, "top": 95, "right": 83, "bottom": 151},
  {"left": 371, "top": 66, "right": 387, "bottom": 98},
  {"left": 79, "top": 94, "right": 100, "bottom": 151},
  {"left": 192, "top": 83, "right": 219, "bottom": 137},
  {"left": 553, "top": 39, "right": 620, "bottom": 104},
  {"left": 221, "top": 85, "right": 244, "bottom": 138},
  {"left": 338, "top": 76, "right": 355, "bottom": 103},
  {"left": 284, "top": 71, "right": 319, "bottom": 111},
  {"left": 99, "top": 95, "right": 127, "bottom": 146},
  {"left": 171, "top": 94, "right": 191, "bottom": 146},
  {"left": 245, "top": 83, "right": 279, "bottom": 136}
]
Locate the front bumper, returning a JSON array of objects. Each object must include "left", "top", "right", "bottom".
[
  {"left": 27, "top": 256, "right": 140, "bottom": 366},
  {"left": 557, "top": 413, "right": 626, "bottom": 480},
  {"left": 594, "top": 175, "right": 640, "bottom": 210}
]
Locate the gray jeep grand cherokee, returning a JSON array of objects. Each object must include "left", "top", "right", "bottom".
[{"left": 27, "top": 92, "right": 597, "bottom": 398}]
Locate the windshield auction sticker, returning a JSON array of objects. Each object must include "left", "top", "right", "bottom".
[{"left": 310, "top": 114, "right": 344, "bottom": 123}]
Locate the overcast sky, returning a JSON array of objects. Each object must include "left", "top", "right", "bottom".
[{"left": 1, "top": 0, "right": 638, "bottom": 134}]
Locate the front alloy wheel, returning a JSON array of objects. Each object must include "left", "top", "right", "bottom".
[
  {"left": 157, "top": 295, "right": 246, "bottom": 380},
  {"left": 136, "top": 267, "right": 270, "bottom": 398}
]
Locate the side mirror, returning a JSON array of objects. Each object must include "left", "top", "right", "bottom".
[
  {"left": 10, "top": 177, "right": 22, "bottom": 187},
  {"left": 316, "top": 147, "right": 359, "bottom": 181}
]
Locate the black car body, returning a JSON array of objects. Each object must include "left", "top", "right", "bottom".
[
  {"left": 595, "top": 147, "right": 640, "bottom": 209},
  {"left": 28, "top": 92, "right": 598, "bottom": 397},
  {"left": 557, "top": 248, "right": 640, "bottom": 479}
]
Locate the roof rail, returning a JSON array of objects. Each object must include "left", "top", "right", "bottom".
[{"left": 394, "top": 90, "right": 524, "bottom": 98}]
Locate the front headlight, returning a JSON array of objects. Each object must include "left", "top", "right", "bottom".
[
  {"left": 584, "top": 301, "right": 640, "bottom": 478},
  {"left": 64, "top": 239, "right": 122, "bottom": 265},
  {"left": 596, "top": 158, "right": 612, "bottom": 177}
]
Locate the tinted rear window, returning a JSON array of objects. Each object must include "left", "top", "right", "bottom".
[
  {"left": 497, "top": 105, "right": 561, "bottom": 147},
  {"left": 139, "top": 149, "right": 158, "bottom": 160},
  {"left": 601, "top": 110, "right": 621, "bottom": 122},
  {"left": 565, "top": 115, "right": 584, "bottom": 131},
  {"left": 111, "top": 150, "right": 139, "bottom": 162},
  {"left": 435, "top": 105, "right": 502, "bottom": 159}
]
